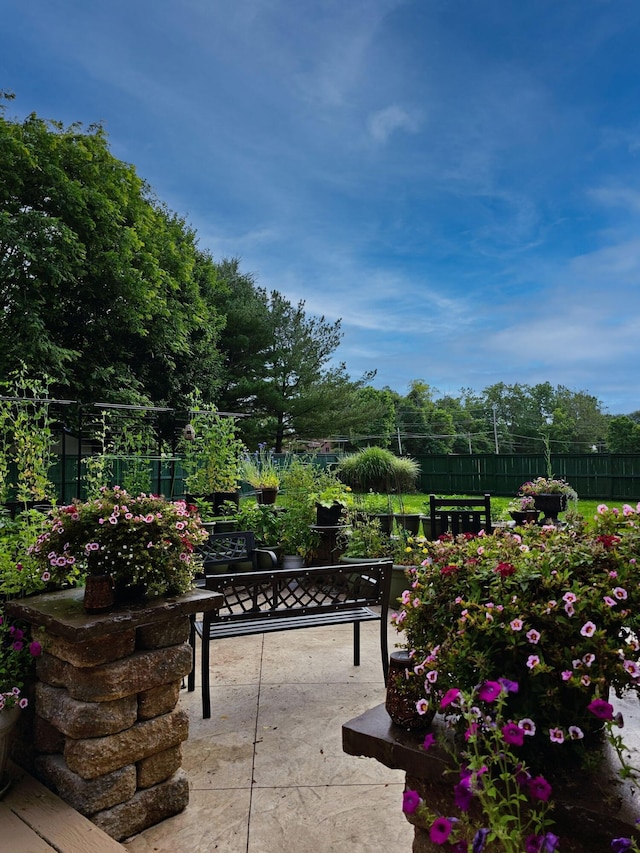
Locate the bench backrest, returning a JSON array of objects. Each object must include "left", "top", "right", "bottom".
[
  {"left": 197, "top": 530, "right": 258, "bottom": 571},
  {"left": 204, "top": 560, "right": 393, "bottom": 624},
  {"left": 429, "top": 493, "right": 492, "bottom": 538}
]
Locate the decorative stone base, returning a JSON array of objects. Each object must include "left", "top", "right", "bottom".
[{"left": 8, "top": 588, "right": 221, "bottom": 842}]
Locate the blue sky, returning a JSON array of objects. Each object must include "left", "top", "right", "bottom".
[{"left": 3, "top": 0, "right": 640, "bottom": 414}]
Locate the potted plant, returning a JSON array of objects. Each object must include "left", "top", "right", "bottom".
[
  {"left": 518, "top": 476, "right": 578, "bottom": 524},
  {"left": 506, "top": 495, "right": 540, "bottom": 526},
  {"left": 391, "top": 507, "right": 640, "bottom": 849},
  {"left": 179, "top": 406, "right": 245, "bottom": 515},
  {"left": 362, "top": 491, "right": 395, "bottom": 535},
  {"left": 29, "top": 486, "right": 208, "bottom": 610},
  {"left": 240, "top": 445, "right": 283, "bottom": 504},
  {"left": 0, "top": 610, "right": 42, "bottom": 794},
  {"left": 310, "top": 476, "right": 352, "bottom": 526}
]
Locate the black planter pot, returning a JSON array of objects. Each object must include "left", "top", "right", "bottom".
[
  {"left": 394, "top": 513, "right": 421, "bottom": 536},
  {"left": 510, "top": 510, "right": 541, "bottom": 526},
  {"left": 213, "top": 491, "right": 240, "bottom": 515},
  {"left": 316, "top": 502, "right": 344, "bottom": 526},
  {"left": 533, "top": 493, "right": 568, "bottom": 522},
  {"left": 366, "top": 512, "right": 394, "bottom": 535}
]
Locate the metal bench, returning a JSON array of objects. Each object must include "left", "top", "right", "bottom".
[{"left": 188, "top": 559, "right": 393, "bottom": 718}]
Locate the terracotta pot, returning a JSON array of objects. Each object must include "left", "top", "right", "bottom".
[
  {"left": 385, "top": 651, "right": 437, "bottom": 731},
  {"left": 83, "top": 573, "right": 115, "bottom": 613}
]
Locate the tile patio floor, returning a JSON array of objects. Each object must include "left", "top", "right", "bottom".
[{"left": 123, "top": 615, "right": 413, "bottom": 853}]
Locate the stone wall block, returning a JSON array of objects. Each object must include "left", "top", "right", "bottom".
[
  {"left": 136, "top": 616, "right": 189, "bottom": 649},
  {"left": 64, "top": 708, "right": 189, "bottom": 779},
  {"left": 43, "top": 627, "right": 136, "bottom": 667},
  {"left": 137, "top": 681, "right": 181, "bottom": 720},
  {"left": 65, "top": 644, "right": 193, "bottom": 702},
  {"left": 90, "top": 769, "right": 189, "bottom": 842},
  {"left": 33, "top": 715, "right": 65, "bottom": 754},
  {"left": 35, "top": 754, "right": 137, "bottom": 815},
  {"left": 36, "top": 682, "right": 138, "bottom": 738},
  {"left": 36, "top": 652, "right": 70, "bottom": 687},
  {"left": 136, "top": 744, "right": 182, "bottom": 788}
]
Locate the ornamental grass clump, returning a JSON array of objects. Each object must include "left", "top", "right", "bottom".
[
  {"left": 391, "top": 504, "right": 640, "bottom": 848},
  {"left": 29, "top": 487, "right": 207, "bottom": 596}
]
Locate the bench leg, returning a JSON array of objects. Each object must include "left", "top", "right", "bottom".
[
  {"left": 187, "top": 614, "right": 196, "bottom": 692},
  {"left": 353, "top": 621, "right": 360, "bottom": 667},
  {"left": 201, "top": 613, "right": 212, "bottom": 719},
  {"left": 380, "top": 618, "right": 389, "bottom": 685}
]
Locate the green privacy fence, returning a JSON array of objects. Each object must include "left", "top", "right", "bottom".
[
  {"left": 18, "top": 452, "right": 640, "bottom": 505},
  {"left": 415, "top": 454, "right": 640, "bottom": 500}
]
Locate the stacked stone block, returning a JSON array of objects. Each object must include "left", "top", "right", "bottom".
[{"left": 32, "top": 616, "right": 193, "bottom": 842}]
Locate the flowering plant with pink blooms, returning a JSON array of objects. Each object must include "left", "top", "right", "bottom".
[
  {"left": 0, "top": 609, "right": 42, "bottom": 710},
  {"left": 391, "top": 504, "right": 640, "bottom": 847},
  {"left": 401, "top": 679, "right": 640, "bottom": 852},
  {"left": 28, "top": 487, "right": 207, "bottom": 596}
]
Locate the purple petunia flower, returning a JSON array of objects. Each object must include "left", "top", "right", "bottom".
[
  {"left": 440, "top": 688, "right": 460, "bottom": 709},
  {"left": 528, "top": 775, "right": 552, "bottom": 802},
  {"left": 525, "top": 836, "right": 542, "bottom": 853},
  {"left": 587, "top": 698, "right": 614, "bottom": 720},
  {"left": 429, "top": 817, "right": 453, "bottom": 845},
  {"left": 422, "top": 732, "right": 435, "bottom": 751},
  {"left": 478, "top": 681, "right": 502, "bottom": 702},
  {"left": 402, "top": 789, "right": 421, "bottom": 814},
  {"left": 454, "top": 781, "right": 473, "bottom": 812},
  {"left": 502, "top": 722, "right": 524, "bottom": 746},
  {"left": 472, "top": 828, "right": 490, "bottom": 852},
  {"left": 611, "top": 840, "right": 633, "bottom": 853},
  {"left": 542, "top": 832, "right": 560, "bottom": 852}
]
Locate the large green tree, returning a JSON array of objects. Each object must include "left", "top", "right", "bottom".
[{"left": 0, "top": 99, "right": 223, "bottom": 408}]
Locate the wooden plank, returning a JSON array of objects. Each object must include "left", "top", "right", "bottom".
[
  {"left": 0, "top": 801, "right": 55, "bottom": 852},
  {"left": 3, "top": 765, "right": 126, "bottom": 853}
]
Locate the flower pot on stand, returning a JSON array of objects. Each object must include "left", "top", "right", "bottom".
[
  {"left": 0, "top": 706, "right": 20, "bottom": 799},
  {"left": 534, "top": 493, "right": 567, "bottom": 524},
  {"left": 316, "top": 502, "right": 343, "bottom": 526}
]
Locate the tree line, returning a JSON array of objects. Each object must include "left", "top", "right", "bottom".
[{"left": 1, "top": 97, "right": 637, "bottom": 453}]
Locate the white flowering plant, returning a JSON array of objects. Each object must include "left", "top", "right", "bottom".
[{"left": 29, "top": 487, "right": 207, "bottom": 596}]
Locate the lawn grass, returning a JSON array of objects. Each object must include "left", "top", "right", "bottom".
[{"left": 359, "top": 493, "right": 628, "bottom": 529}]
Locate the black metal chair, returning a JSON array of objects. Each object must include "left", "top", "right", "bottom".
[{"left": 428, "top": 494, "right": 492, "bottom": 539}]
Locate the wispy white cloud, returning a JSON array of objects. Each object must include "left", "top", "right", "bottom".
[{"left": 367, "top": 104, "right": 422, "bottom": 144}]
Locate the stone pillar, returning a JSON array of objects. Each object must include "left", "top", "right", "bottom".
[{"left": 8, "top": 588, "right": 221, "bottom": 842}]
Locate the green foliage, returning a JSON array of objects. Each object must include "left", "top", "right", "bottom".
[
  {"left": 336, "top": 446, "right": 420, "bottom": 493},
  {"left": 0, "top": 508, "right": 62, "bottom": 598},
  {"left": 0, "top": 106, "right": 224, "bottom": 410},
  {"left": 231, "top": 502, "right": 282, "bottom": 548},
  {"left": 240, "top": 446, "right": 283, "bottom": 489},
  {"left": 179, "top": 397, "right": 245, "bottom": 494},
  {"left": 0, "top": 367, "right": 57, "bottom": 504},
  {"left": 607, "top": 415, "right": 640, "bottom": 453}
]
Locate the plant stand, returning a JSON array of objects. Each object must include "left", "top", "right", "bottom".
[
  {"left": 7, "top": 587, "right": 222, "bottom": 842},
  {"left": 309, "top": 525, "right": 347, "bottom": 566},
  {"left": 342, "top": 703, "right": 640, "bottom": 852}
]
